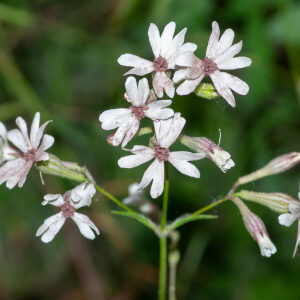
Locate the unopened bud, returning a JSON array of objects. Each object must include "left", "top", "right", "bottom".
[
  {"left": 180, "top": 135, "right": 234, "bottom": 172},
  {"left": 194, "top": 83, "right": 219, "bottom": 100},
  {"left": 36, "top": 154, "right": 88, "bottom": 182},
  {"left": 239, "top": 152, "right": 300, "bottom": 185},
  {"left": 233, "top": 197, "right": 277, "bottom": 257},
  {"left": 238, "top": 190, "right": 297, "bottom": 213}
]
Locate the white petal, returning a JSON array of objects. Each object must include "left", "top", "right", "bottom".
[
  {"left": 32, "top": 120, "right": 52, "bottom": 149},
  {"left": 216, "top": 28, "right": 235, "bottom": 57},
  {"left": 166, "top": 27, "right": 187, "bottom": 59},
  {"left": 118, "top": 152, "right": 154, "bottom": 168},
  {"left": 70, "top": 183, "right": 96, "bottom": 209},
  {"left": 154, "top": 113, "right": 186, "bottom": 148},
  {"left": 36, "top": 212, "right": 66, "bottom": 243},
  {"left": 257, "top": 234, "right": 277, "bottom": 257},
  {"left": 120, "top": 118, "right": 140, "bottom": 147},
  {"left": 42, "top": 194, "right": 64, "bottom": 206},
  {"left": 125, "top": 76, "right": 138, "bottom": 105},
  {"left": 36, "top": 134, "right": 54, "bottom": 161},
  {"left": 175, "top": 52, "right": 200, "bottom": 68},
  {"left": 206, "top": 21, "right": 220, "bottom": 59},
  {"left": 137, "top": 77, "right": 149, "bottom": 106},
  {"left": 118, "top": 54, "right": 153, "bottom": 76},
  {"left": 169, "top": 151, "right": 206, "bottom": 161},
  {"left": 278, "top": 213, "right": 297, "bottom": 227},
  {"left": 148, "top": 23, "right": 161, "bottom": 58},
  {"left": 0, "top": 122, "right": 7, "bottom": 140},
  {"left": 72, "top": 212, "right": 100, "bottom": 239},
  {"left": 99, "top": 109, "right": 132, "bottom": 130},
  {"left": 16, "top": 116, "right": 31, "bottom": 148},
  {"left": 214, "top": 41, "right": 243, "bottom": 65},
  {"left": 138, "top": 159, "right": 164, "bottom": 198},
  {"left": 160, "top": 22, "right": 176, "bottom": 57},
  {"left": 7, "top": 129, "right": 29, "bottom": 153},
  {"left": 217, "top": 56, "right": 252, "bottom": 70},
  {"left": 176, "top": 75, "right": 204, "bottom": 96},
  {"left": 30, "top": 112, "right": 40, "bottom": 146},
  {"left": 146, "top": 100, "right": 174, "bottom": 120},
  {"left": 179, "top": 42, "right": 197, "bottom": 53},
  {"left": 173, "top": 69, "right": 186, "bottom": 83},
  {"left": 153, "top": 72, "right": 175, "bottom": 99},
  {"left": 168, "top": 152, "right": 201, "bottom": 178},
  {"left": 293, "top": 220, "right": 300, "bottom": 257},
  {"left": 210, "top": 71, "right": 236, "bottom": 107}
]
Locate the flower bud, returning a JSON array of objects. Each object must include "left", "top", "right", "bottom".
[
  {"left": 36, "top": 153, "right": 88, "bottom": 182},
  {"left": 232, "top": 197, "right": 277, "bottom": 257},
  {"left": 239, "top": 152, "right": 300, "bottom": 185},
  {"left": 238, "top": 190, "right": 298, "bottom": 213},
  {"left": 180, "top": 135, "right": 234, "bottom": 172},
  {"left": 194, "top": 83, "right": 219, "bottom": 100}
]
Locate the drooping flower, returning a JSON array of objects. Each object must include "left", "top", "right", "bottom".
[
  {"left": 233, "top": 197, "right": 277, "bottom": 257},
  {"left": 0, "top": 122, "right": 19, "bottom": 164},
  {"left": 179, "top": 135, "right": 235, "bottom": 172},
  {"left": 99, "top": 76, "right": 174, "bottom": 147},
  {"left": 118, "top": 22, "right": 197, "bottom": 98},
  {"left": 278, "top": 184, "right": 300, "bottom": 257},
  {"left": 36, "top": 182, "right": 99, "bottom": 243},
  {"left": 174, "top": 21, "right": 252, "bottom": 107},
  {"left": 118, "top": 113, "right": 205, "bottom": 198},
  {"left": 0, "top": 112, "right": 54, "bottom": 189}
]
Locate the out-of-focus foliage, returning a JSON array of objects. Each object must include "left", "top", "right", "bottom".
[{"left": 0, "top": 0, "right": 299, "bottom": 299}]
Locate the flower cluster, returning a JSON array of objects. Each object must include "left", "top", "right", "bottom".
[
  {"left": 100, "top": 21, "right": 247, "bottom": 199},
  {"left": 0, "top": 113, "right": 99, "bottom": 243}
]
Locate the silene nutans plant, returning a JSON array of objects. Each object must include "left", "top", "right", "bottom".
[{"left": 0, "top": 21, "right": 299, "bottom": 300}]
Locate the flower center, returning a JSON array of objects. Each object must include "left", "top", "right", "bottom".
[
  {"left": 131, "top": 106, "right": 145, "bottom": 121},
  {"left": 61, "top": 201, "right": 75, "bottom": 218},
  {"left": 154, "top": 145, "right": 170, "bottom": 162},
  {"left": 202, "top": 57, "right": 218, "bottom": 75},
  {"left": 153, "top": 56, "right": 168, "bottom": 72},
  {"left": 23, "top": 149, "right": 36, "bottom": 162}
]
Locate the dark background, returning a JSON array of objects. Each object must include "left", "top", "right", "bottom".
[{"left": 0, "top": 0, "right": 299, "bottom": 299}]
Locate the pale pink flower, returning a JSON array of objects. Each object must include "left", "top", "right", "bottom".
[
  {"left": 278, "top": 184, "right": 300, "bottom": 257},
  {"left": 118, "top": 22, "right": 197, "bottom": 98},
  {"left": 118, "top": 113, "right": 205, "bottom": 198},
  {"left": 175, "top": 21, "right": 252, "bottom": 107},
  {"left": 180, "top": 135, "right": 235, "bottom": 172},
  {"left": 0, "top": 112, "right": 54, "bottom": 189},
  {"left": 0, "top": 122, "right": 19, "bottom": 164},
  {"left": 99, "top": 76, "right": 174, "bottom": 147},
  {"left": 36, "top": 182, "right": 99, "bottom": 243},
  {"left": 233, "top": 197, "right": 277, "bottom": 257}
]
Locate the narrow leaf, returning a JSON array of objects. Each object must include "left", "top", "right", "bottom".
[
  {"left": 168, "top": 214, "right": 217, "bottom": 231},
  {"left": 112, "top": 210, "right": 158, "bottom": 234}
]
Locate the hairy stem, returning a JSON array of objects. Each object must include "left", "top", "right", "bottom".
[
  {"left": 159, "top": 164, "right": 169, "bottom": 300},
  {"left": 192, "top": 196, "right": 228, "bottom": 216}
]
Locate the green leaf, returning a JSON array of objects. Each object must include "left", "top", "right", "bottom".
[
  {"left": 194, "top": 83, "right": 219, "bottom": 100},
  {"left": 167, "top": 214, "right": 217, "bottom": 231},
  {"left": 112, "top": 210, "right": 158, "bottom": 234}
]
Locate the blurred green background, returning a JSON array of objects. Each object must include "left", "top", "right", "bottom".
[{"left": 0, "top": 0, "right": 299, "bottom": 299}]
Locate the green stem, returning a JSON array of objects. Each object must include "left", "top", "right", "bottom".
[
  {"left": 192, "top": 196, "right": 228, "bottom": 216},
  {"left": 159, "top": 164, "right": 169, "bottom": 300},
  {"left": 94, "top": 184, "right": 134, "bottom": 213}
]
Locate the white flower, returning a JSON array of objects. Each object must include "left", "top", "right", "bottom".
[
  {"left": 233, "top": 197, "right": 277, "bottom": 257},
  {"left": 99, "top": 76, "right": 174, "bottom": 147},
  {"left": 118, "top": 22, "right": 197, "bottom": 98},
  {"left": 0, "top": 112, "right": 54, "bottom": 189},
  {"left": 0, "top": 122, "right": 19, "bottom": 164},
  {"left": 36, "top": 182, "right": 99, "bottom": 243},
  {"left": 118, "top": 113, "right": 205, "bottom": 198},
  {"left": 175, "top": 21, "right": 252, "bottom": 107},
  {"left": 278, "top": 184, "right": 300, "bottom": 257}
]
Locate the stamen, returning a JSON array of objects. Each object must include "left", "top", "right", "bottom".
[
  {"left": 153, "top": 56, "right": 168, "bottom": 72},
  {"left": 131, "top": 106, "right": 145, "bottom": 121},
  {"left": 202, "top": 57, "right": 218, "bottom": 75},
  {"left": 61, "top": 201, "right": 75, "bottom": 218},
  {"left": 154, "top": 145, "right": 170, "bottom": 162}
]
